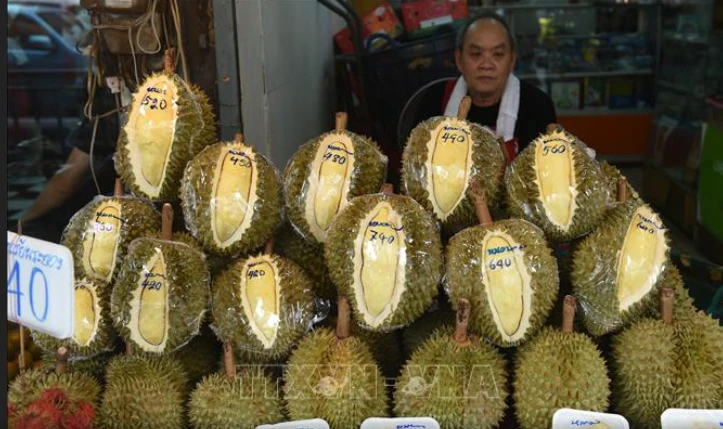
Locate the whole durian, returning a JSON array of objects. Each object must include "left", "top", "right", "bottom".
[
  {"left": 402, "top": 97, "right": 506, "bottom": 235},
  {"left": 325, "top": 185, "right": 443, "bottom": 331},
  {"left": 572, "top": 199, "right": 669, "bottom": 336},
  {"left": 445, "top": 182, "right": 559, "bottom": 347},
  {"left": 612, "top": 289, "right": 723, "bottom": 428},
  {"left": 599, "top": 161, "right": 642, "bottom": 204},
  {"left": 514, "top": 296, "right": 611, "bottom": 429},
  {"left": 40, "top": 350, "right": 116, "bottom": 384},
  {"left": 401, "top": 299, "right": 456, "bottom": 355},
  {"left": 284, "top": 112, "right": 387, "bottom": 244},
  {"left": 275, "top": 221, "right": 335, "bottom": 301},
  {"left": 394, "top": 299, "right": 508, "bottom": 429},
  {"left": 646, "top": 264, "right": 698, "bottom": 320},
  {"left": 115, "top": 49, "right": 216, "bottom": 200},
  {"left": 284, "top": 297, "right": 389, "bottom": 427},
  {"left": 112, "top": 204, "right": 211, "bottom": 354},
  {"left": 506, "top": 124, "right": 610, "bottom": 242},
  {"left": 180, "top": 133, "right": 282, "bottom": 257}
]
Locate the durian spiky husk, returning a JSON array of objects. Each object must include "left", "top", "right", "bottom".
[
  {"left": 446, "top": 218, "right": 559, "bottom": 347},
  {"left": 283, "top": 328, "right": 389, "bottom": 427},
  {"left": 284, "top": 129, "right": 387, "bottom": 245},
  {"left": 572, "top": 200, "right": 670, "bottom": 336},
  {"left": 99, "top": 354, "right": 187, "bottom": 429},
  {"left": 394, "top": 327, "right": 508, "bottom": 428},
  {"left": 506, "top": 127, "right": 610, "bottom": 242},
  {"left": 8, "top": 368, "right": 101, "bottom": 409},
  {"left": 111, "top": 238, "right": 210, "bottom": 354},
  {"left": 598, "top": 161, "right": 643, "bottom": 204},
  {"left": 61, "top": 196, "right": 161, "bottom": 283},
  {"left": 170, "top": 323, "right": 222, "bottom": 388},
  {"left": 513, "top": 327, "right": 611, "bottom": 429},
  {"left": 325, "top": 193, "right": 443, "bottom": 331},
  {"left": 211, "top": 254, "right": 316, "bottom": 362},
  {"left": 189, "top": 370, "right": 284, "bottom": 429},
  {"left": 40, "top": 350, "right": 116, "bottom": 384},
  {"left": 402, "top": 117, "right": 506, "bottom": 235},
  {"left": 645, "top": 265, "right": 698, "bottom": 320},
  {"left": 180, "top": 141, "right": 282, "bottom": 257},
  {"left": 401, "top": 300, "right": 456, "bottom": 354}
]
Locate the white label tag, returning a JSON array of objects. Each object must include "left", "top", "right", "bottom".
[
  {"left": 7, "top": 232, "right": 75, "bottom": 339},
  {"left": 106, "top": 76, "right": 121, "bottom": 94},
  {"left": 256, "top": 419, "right": 330, "bottom": 429},
  {"left": 661, "top": 409, "right": 723, "bottom": 429},
  {"left": 361, "top": 417, "right": 441, "bottom": 429},
  {"left": 552, "top": 409, "right": 629, "bottom": 429},
  {"left": 420, "top": 16, "right": 453, "bottom": 29}
]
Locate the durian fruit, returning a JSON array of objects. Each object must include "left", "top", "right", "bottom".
[
  {"left": 284, "top": 112, "right": 387, "bottom": 244},
  {"left": 506, "top": 124, "right": 610, "bottom": 242},
  {"left": 612, "top": 288, "right": 723, "bottom": 428},
  {"left": 325, "top": 184, "right": 443, "bottom": 331},
  {"left": 40, "top": 350, "right": 115, "bottom": 384},
  {"left": 112, "top": 204, "right": 211, "bottom": 354},
  {"left": 61, "top": 180, "right": 161, "bottom": 283},
  {"left": 394, "top": 299, "right": 508, "bottom": 428},
  {"left": 180, "top": 133, "right": 282, "bottom": 256},
  {"left": 572, "top": 187, "right": 670, "bottom": 336},
  {"left": 514, "top": 296, "right": 611, "bottom": 429},
  {"left": 116, "top": 49, "right": 216, "bottom": 200},
  {"left": 211, "top": 240, "right": 317, "bottom": 362},
  {"left": 402, "top": 96, "right": 506, "bottom": 235},
  {"left": 599, "top": 161, "right": 642, "bottom": 204},
  {"left": 646, "top": 264, "right": 698, "bottom": 320},
  {"left": 284, "top": 297, "right": 389, "bottom": 427},
  {"left": 99, "top": 354, "right": 187, "bottom": 429},
  {"left": 446, "top": 181, "right": 559, "bottom": 347},
  {"left": 188, "top": 342, "right": 284, "bottom": 429},
  {"left": 401, "top": 298, "right": 456, "bottom": 355}
]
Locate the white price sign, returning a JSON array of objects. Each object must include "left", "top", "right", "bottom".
[
  {"left": 256, "top": 419, "right": 329, "bottom": 429},
  {"left": 661, "top": 409, "right": 723, "bottom": 429},
  {"left": 7, "top": 232, "right": 74, "bottom": 339},
  {"left": 552, "top": 409, "right": 629, "bottom": 429},
  {"left": 361, "top": 417, "right": 440, "bottom": 429}
]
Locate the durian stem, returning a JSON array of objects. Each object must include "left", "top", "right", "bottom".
[
  {"left": 164, "top": 48, "right": 176, "bottom": 74},
  {"left": 234, "top": 133, "right": 244, "bottom": 144},
  {"left": 616, "top": 177, "right": 628, "bottom": 203},
  {"left": 547, "top": 123, "right": 563, "bottom": 134},
  {"left": 335, "top": 112, "right": 348, "bottom": 132},
  {"left": 380, "top": 183, "right": 394, "bottom": 195},
  {"left": 661, "top": 287, "right": 674, "bottom": 325},
  {"left": 454, "top": 298, "right": 471, "bottom": 345},
  {"left": 55, "top": 347, "right": 69, "bottom": 375},
  {"left": 336, "top": 296, "right": 352, "bottom": 340},
  {"left": 162, "top": 203, "right": 174, "bottom": 241},
  {"left": 264, "top": 238, "right": 274, "bottom": 255},
  {"left": 114, "top": 178, "right": 124, "bottom": 197},
  {"left": 223, "top": 341, "right": 237, "bottom": 381},
  {"left": 469, "top": 179, "right": 493, "bottom": 226},
  {"left": 125, "top": 342, "right": 134, "bottom": 356},
  {"left": 498, "top": 136, "right": 511, "bottom": 164},
  {"left": 457, "top": 96, "right": 472, "bottom": 120},
  {"left": 562, "top": 295, "right": 576, "bottom": 333}
]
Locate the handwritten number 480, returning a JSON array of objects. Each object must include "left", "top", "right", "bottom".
[{"left": 7, "top": 260, "right": 49, "bottom": 322}]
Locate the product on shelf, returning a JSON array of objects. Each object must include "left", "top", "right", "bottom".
[
  {"left": 513, "top": 296, "right": 611, "bottom": 429},
  {"left": 115, "top": 48, "right": 215, "bottom": 200},
  {"left": 402, "top": 96, "right": 507, "bottom": 236},
  {"left": 324, "top": 184, "right": 443, "bottom": 332},
  {"left": 394, "top": 299, "right": 508, "bottom": 429},
  {"left": 506, "top": 124, "right": 611, "bottom": 242},
  {"left": 445, "top": 180, "right": 559, "bottom": 347},
  {"left": 180, "top": 133, "right": 282, "bottom": 257},
  {"left": 284, "top": 112, "right": 387, "bottom": 245},
  {"left": 283, "top": 297, "right": 389, "bottom": 427}
]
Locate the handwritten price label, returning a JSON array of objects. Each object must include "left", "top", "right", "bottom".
[
  {"left": 552, "top": 409, "right": 629, "bottom": 429},
  {"left": 255, "top": 419, "right": 330, "bottom": 429},
  {"left": 661, "top": 409, "right": 723, "bottom": 429},
  {"left": 7, "top": 231, "right": 74, "bottom": 339},
  {"left": 361, "top": 417, "right": 440, "bottom": 429}
]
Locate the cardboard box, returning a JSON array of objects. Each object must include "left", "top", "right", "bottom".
[
  {"left": 401, "top": 0, "right": 468, "bottom": 36},
  {"left": 333, "top": 1, "right": 403, "bottom": 54}
]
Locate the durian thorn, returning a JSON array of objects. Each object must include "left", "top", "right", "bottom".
[
  {"left": 469, "top": 179, "right": 493, "bottom": 226},
  {"left": 223, "top": 341, "right": 237, "bottom": 381},
  {"left": 164, "top": 48, "right": 176, "bottom": 74},
  {"left": 162, "top": 203, "right": 174, "bottom": 241},
  {"left": 546, "top": 123, "right": 563, "bottom": 134},
  {"left": 264, "top": 238, "right": 274, "bottom": 255},
  {"left": 234, "top": 133, "right": 244, "bottom": 144},
  {"left": 616, "top": 176, "right": 628, "bottom": 203},
  {"left": 457, "top": 96, "right": 472, "bottom": 120},
  {"left": 335, "top": 112, "right": 348, "bottom": 132},
  {"left": 125, "top": 342, "right": 134, "bottom": 356},
  {"left": 380, "top": 183, "right": 394, "bottom": 195},
  {"left": 562, "top": 295, "right": 576, "bottom": 333},
  {"left": 454, "top": 298, "right": 472, "bottom": 346},
  {"left": 114, "top": 178, "right": 124, "bottom": 197},
  {"left": 661, "top": 287, "right": 674, "bottom": 325},
  {"left": 336, "top": 296, "right": 352, "bottom": 340},
  {"left": 55, "top": 347, "right": 69, "bottom": 375}
]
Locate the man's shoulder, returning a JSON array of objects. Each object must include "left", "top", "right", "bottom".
[{"left": 519, "top": 79, "right": 554, "bottom": 106}]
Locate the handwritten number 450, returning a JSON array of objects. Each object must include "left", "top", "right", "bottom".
[{"left": 7, "top": 260, "right": 49, "bottom": 322}]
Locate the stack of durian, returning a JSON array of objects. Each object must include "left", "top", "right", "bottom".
[{"left": 12, "top": 75, "right": 723, "bottom": 429}]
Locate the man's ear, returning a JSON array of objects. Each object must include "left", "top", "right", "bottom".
[{"left": 455, "top": 49, "right": 463, "bottom": 73}]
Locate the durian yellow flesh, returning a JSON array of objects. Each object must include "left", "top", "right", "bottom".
[
  {"left": 81, "top": 200, "right": 122, "bottom": 282},
  {"left": 481, "top": 230, "right": 533, "bottom": 342},
  {"left": 352, "top": 202, "right": 407, "bottom": 328},
  {"left": 73, "top": 282, "right": 99, "bottom": 347},
  {"left": 240, "top": 256, "right": 280, "bottom": 348},
  {"left": 304, "top": 134, "right": 355, "bottom": 242},
  {"left": 123, "top": 74, "right": 179, "bottom": 198},
  {"left": 534, "top": 131, "right": 578, "bottom": 231},
  {"left": 129, "top": 250, "right": 169, "bottom": 352},
  {"left": 616, "top": 206, "right": 668, "bottom": 311},
  {"left": 425, "top": 119, "right": 472, "bottom": 219}
]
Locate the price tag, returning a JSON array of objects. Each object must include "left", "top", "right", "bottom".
[
  {"left": 7, "top": 232, "right": 74, "bottom": 339},
  {"left": 661, "top": 409, "right": 723, "bottom": 429},
  {"left": 255, "top": 419, "right": 329, "bottom": 429},
  {"left": 552, "top": 409, "right": 629, "bottom": 429},
  {"left": 361, "top": 417, "right": 440, "bottom": 429}
]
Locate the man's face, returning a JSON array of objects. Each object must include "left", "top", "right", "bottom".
[{"left": 455, "top": 19, "right": 516, "bottom": 99}]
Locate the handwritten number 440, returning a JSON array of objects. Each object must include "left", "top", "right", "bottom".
[{"left": 7, "top": 260, "right": 49, "bottom": 322}]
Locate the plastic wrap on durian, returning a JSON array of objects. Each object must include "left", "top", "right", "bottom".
[
  {"left": 505, "top": 125, "right": 611, "bottom": 242},
  {"left": 61, "top": 195, "right": 161, "bottom": 283},
  {"left": 572, "top": 200, "right": 670, "bottom": 336},
  {"left": 180, "top": 140, "right": 283, "bottom": 257},
  {"left": 211, "top": 253, "right": 326, "bottom": 362},
  {"left": 111, "top": 237, "right": 211, "bottom": 354}
]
